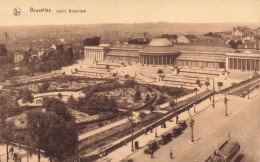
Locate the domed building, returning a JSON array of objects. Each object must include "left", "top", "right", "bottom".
[{"left": 139, "top": 38, "right": 181, "bottom": 65}]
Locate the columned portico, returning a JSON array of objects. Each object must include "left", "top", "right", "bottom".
[
  {"left": 226, "top": 53, "right": 260, "bottom": 71},
  {"left": 139, "top": 54, "right": 178, "bottom": 66}
]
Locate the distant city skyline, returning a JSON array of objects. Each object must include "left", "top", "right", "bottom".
[{"left": 0, "top": 0, "right": 260, "bottom": 26}]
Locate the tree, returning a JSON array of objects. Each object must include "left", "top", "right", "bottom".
[
  {"left": 145, "top": 94, "right": 150, "bottom": 102},
  {"left": 149, "top": 104, "right": 155, "bottom": 113},
  {"left": 42, "top": 97, "right": 72, "bottom": 121},
  {"left": 205, "top": 81, "right": 210, "bottom": 91},
  {"left": 169, "top": 100, "right": 176, "bottom": 111},
  {"left": 26, "top": 110, "right": 77, "bottom": 162},
  {"left": 134, "top": 85, "right": 142, "bottom": 102},
  {"left": 0, "top": 119, "right": 13, "bottom": 162},
  {"left": 56, "top": 44, "right": 64, "bottom": 52},
  {"left": 217, "top": 82, "right": 223, "bottom": 91},
  {"left": 0, "top": 44, "right": 7, "bottom": 56},
  {"left": 63, "top": 47, "right": 74, "bottom": 65},
  {"left": 228, "top": 40, "right": 243, "bottom": 50},
  {"left": 113, "top": 73, "right": 117, "bottom": 78},
  {"left": 18, "top": 88, "right": 34, "bottom": 105},
  {"left": 196, "top": 79, "right": 201, "bottom": 87},
  {"left": 157, "top": 69, "right": 164, "bottom": 75},
  {"left": 67, "top": 95, "right": 78, "bottom": 109},
  {"left": 124, "top": 74, "right": 130, "bottom": 79},
  {"left": 58, "top": 93, "right": 63, "bottom": 100},
  {"left": 138, "top": 112, "right": 147, "bottom": 122},
  {"left": 39, "top": 82, "right": 50, "bottom": 92},
  {"left": 83, "top": 37, "right": 101, "bottom": 46},
  {"left": 107, "top": 96, "right": 118, "bottom": 113}
]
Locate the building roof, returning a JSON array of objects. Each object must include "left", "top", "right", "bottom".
[
  {"left": 149, "top": 38, "right": 173, "bottom": 47},
  {"left": 106, "top": 49, "right": 139, "bottom": 57},
  {"left": 183, "top": 34, "right": 198, "bottom": 40},
  {"left": 139, "top": 46, "right": 180, "bottom": 54},
  {"left": 176, "top": 52, "right": 226, "bottom": 63},
  {"left": 139, "top": 45, "right": 234, "bottom": 54},
  {"left": 110, "top": 44, "right": 146, "bottom": 50},
  {"left": 179, "top": 46, "right": 235, "bottom": 53}
]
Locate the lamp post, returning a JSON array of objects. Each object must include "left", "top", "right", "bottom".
[
  {"left": 175, "top": 95, "right": 178, "bottom": 110},
  {"left": 224, "top": 93, "right": 228, "bottom": 116},
  {"left": 130, "top": 108, "right": 134, "bottom": 152},
  {"left": 212, "top": 78, "right": 215, "bottom": 108},
  {"left": 190, "top": 118, "right": 195, "bottom": 142}
]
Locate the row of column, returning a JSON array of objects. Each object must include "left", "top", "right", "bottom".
[
  {"left": 177, "top": 60, "right": 221, "bottom": 69},
  {"left": 140, "top": 55, "right": 175, "bottom": 65},
  {"left": 85, "top": 50, "right": 104, "bottom": 60},
  {"left": 228, "top": 58, "right": 260, "bottom": 71}
]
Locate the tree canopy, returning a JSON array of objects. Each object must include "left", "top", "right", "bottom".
[
  {"left": 228, "top": 40, "right": 243, "bottom": 49},
  {"left": 17, "top": 88, "right": 34, "bottom": 105},
  {"left": 83, "top": 37, "right": 101, "bottom": 46}
]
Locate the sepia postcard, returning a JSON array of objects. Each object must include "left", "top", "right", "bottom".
[{"left": 0, "top": 0, "right": 260, "bottom": 162}]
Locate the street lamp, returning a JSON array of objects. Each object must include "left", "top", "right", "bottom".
[
  {"left": 190, "top": 118, "right": 195, "bottom": 142},
  {"left": 224, "top": 93, "right": 228, "bottom": 116},
  {"left": 175, "top": 95, "right": 178, "bottom": 110},
  {"left": 212, "top": 78, "right": 215, "bottom": 108},
  {"left": 130, "top": 108, "right": 134, "bottom": 152}
]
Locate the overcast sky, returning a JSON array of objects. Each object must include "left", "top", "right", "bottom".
[{"left": 1, "top": 0, "right": 260, "bottom": 26}]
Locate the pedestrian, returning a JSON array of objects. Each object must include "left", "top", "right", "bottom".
[
  {"left": 209, "top": 96, "right": 211, "bottom": 101},
  {"left": 193, "top": 104, "right": 196, "bottom": 113},
  {"left": 188, "top": 108, "right": 191, "bottom": 116},
  {"left": 169, "top": 150, "right": 173, "bottom": 159},
  {"left": 176, "top": 115, "right": 179, "bottom": 124},
  {"left": 228, "top": 131, "right": 231, "bottom": 140},
  {"left": 10, "top": 146, "right": 14, "bottom": 155},
  {"left": 151, "top": 150, "right": 154, "bottom": 159}
]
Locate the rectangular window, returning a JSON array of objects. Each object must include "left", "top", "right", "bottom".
[
  {"left": 229, "top": 58, "right": 233, "bottom": 69},
  {"left": 242, "top": 59, "right": 246, "bottom": 71},
  {"left": 234, "top": 58, "right": 237, "bottom": 69},
  {"left": 238, "top": 59, "right": 241, "bottom": 70},
  {"left": 247, "top": 59, "right": 250, "bottom": 70},
  {"left": 256, "top": 60, "right": 259, "bottom": 71},
  {"left": 251, "top": 60, "right": 255, "bottom": 71}
]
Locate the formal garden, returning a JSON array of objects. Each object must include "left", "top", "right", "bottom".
[{"left": 4, "top": 75, "right": 110, "bottom": 93}]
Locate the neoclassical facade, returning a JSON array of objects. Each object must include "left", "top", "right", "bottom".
[
  {"left": 84, "top": 44, "right": 110, "bottom": 61},
  {"left": 84, "top": 38, "right": 260, "bottom": 71},
  {"left": 226, "top": 53, "right": 260, "bottom": 71}
]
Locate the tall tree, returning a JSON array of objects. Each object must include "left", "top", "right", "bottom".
[
  {"left": 217, "top": 82, "right": 223, "bottom": 91},
  {"left": 42, "top": 97, "right": 72, "bottom": 121},
  {"left": 0, "top": 118, "right": 13, "bottom": 162},
  {"left": 26, "top": 111, "right": 77, "bottom": 162},
  {"left": 169, "top": 100, "right": 176, "bottom": 111},
  {"left": 18, "top": 88, "right": 34, "bottom": 105},
  {"left": 134, "top": 85, "right": 142, "bottom": 102},
  {"left": 0, "top": 44, "right": 7, "bottom": 56},
  {"left": 205, "top": 81, "right": 210, "bottom": 91}
]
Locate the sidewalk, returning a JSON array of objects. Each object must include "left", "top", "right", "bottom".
[
  {"left": 0, "top": 145, "right": 49, "bottom": 162},
  {"left": 79, "top": 118, "right": 129, "bottom": 141},
  {"left": 98, "top": 94, "right": 224, "bottom": 162}
]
